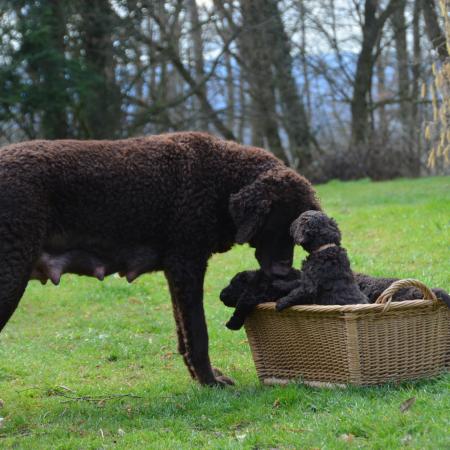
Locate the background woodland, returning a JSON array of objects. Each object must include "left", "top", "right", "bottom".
[{"left": 0, "top": 0, "right": 449, "bottom": 181}]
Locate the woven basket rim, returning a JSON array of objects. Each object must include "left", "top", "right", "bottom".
[
  {"left": 255, "top": 278, "right": 443, "bottom": 314},
  {"left": 253, "top": 298, "right": 444, "bottom": 314}
]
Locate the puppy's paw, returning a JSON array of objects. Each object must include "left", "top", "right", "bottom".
[
  {"left": 275, "top": 297, "right": 292, "bottom": 311},
  {"left": 225, "top": 316, "right": 245, "bottom": 330}
]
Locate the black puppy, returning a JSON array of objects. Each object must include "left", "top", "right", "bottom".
[
  {"left": 275, "top": 211, "right": 368, "bottom": 310},
  {"left": 354, "top": 273, "right": 450, "bottom": 307},
  {"left": 220, "top": 268, "right": 300, "bottom": 330}
]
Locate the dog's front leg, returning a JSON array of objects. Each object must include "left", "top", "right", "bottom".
[
  {"left": 275, "top": 273, "right": 318, "bottom": 311},
  {"left": 170, "top": 299, "right": 197, "bottom": 380},
  {"left": 164, "top": 255, "right": 234, "bottom": 387}
]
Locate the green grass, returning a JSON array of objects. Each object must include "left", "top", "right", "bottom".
[{"left": 0, "top": 176, "right": 449, "bottom": 449}]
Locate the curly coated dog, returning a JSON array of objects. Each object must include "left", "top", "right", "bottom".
[
  {"left": 274, "top": 210, "right": 368, "bottom": 310},
  {"left": 220, "top": 268, "right": 300, "bottom": 330},
  {"left": 0, "top": 131, "right": 320, "bottom": 386},
  {"left": 354, "top": 273, "right": 450, "bottom": 307}
]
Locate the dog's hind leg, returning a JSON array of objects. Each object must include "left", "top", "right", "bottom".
[{"left": 0, "top": 212, "right": 46, "bottom": 332}]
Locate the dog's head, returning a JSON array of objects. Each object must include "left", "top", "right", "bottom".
[
  {"left": 229, "top": 168, "right": 321, "bottom": 277},
  {"left": 290, "top": 210, "right": 341, "bottom": 253}
]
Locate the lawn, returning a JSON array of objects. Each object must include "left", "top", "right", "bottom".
[{"left": 0, "top": 176, "right": 449, "bottom": 449}]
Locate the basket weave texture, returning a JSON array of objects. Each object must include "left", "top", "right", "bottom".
[{"left": 244, "top": 279, "right": 450, "bottom": 386}]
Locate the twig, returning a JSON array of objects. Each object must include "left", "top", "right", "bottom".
[
  {"left": 58, "top": 393, "right": 142, "bottom": 404},
  {"left": 17, "top": 385, "right": 142, "bottom": 404}
]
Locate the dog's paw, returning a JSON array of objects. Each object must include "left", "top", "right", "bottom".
[
  {"left": 211, "top": 367, "right": 235, "bottom": 387},
  {"left": 275, "top": 296, "right": 295, "bottom": 311}
]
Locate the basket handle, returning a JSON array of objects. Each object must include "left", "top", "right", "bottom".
[{"left": 375, "top": 278, "right": 438, "bottom": 312}]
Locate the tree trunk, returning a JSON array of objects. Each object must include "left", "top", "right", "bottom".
[
  {"left": 422, "top": 0, "right": 449, "bottom": 61},
  {"left": 391, "top": 0, "right": 412, "bottom": 165},
  {"left": 264, "top": 0, "right": 312, "bottom": 167},
  {"left": 238, "top": 74, "right": 246, "bottom": 143},
  {"left": 411, "top": 0, "right": 423, "bottom": 175},
  {"left": 39, "top": 0, "right": 69, "bottom": 139},
  {"left": 350, "top": 0, "right": 404, "bottom": 147},
  {"left": 300, "top": 0, "right": 312, "bottom": 121},
  {"left": 239, "top": 0, "right": 285, "bottom": 160},
  {"left": 187, "top": 0, "right": 209, "bottom": 131},
  {"left": 79, "top": 0, "right": 122, "bottom": 138},
  {"left": 225, "top": 51, "right": 235, "bottom": 133},
  {"left": 376, "top": 47, "right": 388, "bottom": 144}
]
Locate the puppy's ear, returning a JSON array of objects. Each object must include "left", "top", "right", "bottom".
[
  {"left": 327, "top": 216, "right": 342, "bottom": 245},
  {"left": 229, "top": 179, "right": 272, "bottom": 244}
]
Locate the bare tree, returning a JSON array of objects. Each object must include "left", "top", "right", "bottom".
[
  {"left": 350, "top": 0, "right": 404, "bottom": 147},
  {"left": 422, "top": 0, "right": 449, "bottom": 61}
]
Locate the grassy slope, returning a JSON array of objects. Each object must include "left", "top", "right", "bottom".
[{"left": 0, "top": 176, "right": 449, "bottom": 449}]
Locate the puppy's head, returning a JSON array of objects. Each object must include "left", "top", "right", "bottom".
[
  {"left": 220, "top": 271, "right": 256, "bottom": 307},
  {"left": 290, "top": 210, "right": 341, "bottom": 253}
]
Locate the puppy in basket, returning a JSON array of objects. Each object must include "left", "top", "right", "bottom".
[
  {"left": 220, "top": 210, "right": 367, "bottom": 329},
  {"left": 274, "top": 210, "right": 368, "bottom": 310}
]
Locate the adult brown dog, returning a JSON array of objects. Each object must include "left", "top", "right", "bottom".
[{"left": 0, "top": 132, "right": 320, "bottom": 386}]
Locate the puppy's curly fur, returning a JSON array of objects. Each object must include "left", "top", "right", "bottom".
[
  {"left": 220, "top": 268, "right": 300, "bottom": 330},
  {"left": 354, "top": 273, "right": 450, "bottom": 307},
  {"left": 275, "top": 211, "right": 368, "bottom": 310}
]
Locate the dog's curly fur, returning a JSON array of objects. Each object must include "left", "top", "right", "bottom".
[
  {"left": 275, "top": 211, "right": 368, "bottom": 310},
  {"left": 0, "top": 131, "right": 320, "bottom": 386},
  {"left": 220, "top": 268, "right": 300, "bottom": 330},
  {"left": 219, "top": 211, "right": 367, "bottom": 326},
  {"left": 354, "top": 273, "right": 450, "bottom": 307}
]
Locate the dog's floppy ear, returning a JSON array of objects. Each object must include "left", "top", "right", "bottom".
[
  {"left": 229, "top": 178, "right": 272, "bottom": 244},
  {"left": 290, "top": 217, "right": 308, "bottom": 246}
]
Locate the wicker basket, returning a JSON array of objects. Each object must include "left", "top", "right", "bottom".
[{"left": 244, "top": 279, "right": 450, "bottom": 386}]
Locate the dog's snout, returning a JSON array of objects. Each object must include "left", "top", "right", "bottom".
[{"left": 269, "top": 260, "right": 291, "bottom": 277}]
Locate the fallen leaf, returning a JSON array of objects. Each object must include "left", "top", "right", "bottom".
[
  {"left": 118, "top": 428, "right": 125, "bottom": 436},
  {"left": 128, "top": 297, "right": 143, "bottom": 305},
  {"left": 340, "top": 433, "right": 355, "bottom": 442},
  {"left": 401, "top": 434, "right": 413, "bottom": 445},
  {"left": 273, "top": 398, "right": 281, "bottom": 408},
  {"left": 0, "top": 399, "right": 4, "bottom": 408},
  {"left": 235, "top": 432, "right": 247, "bottom": 442},
  {"left": 400, "top": 397, "right": 416, "bottom": 413}
]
